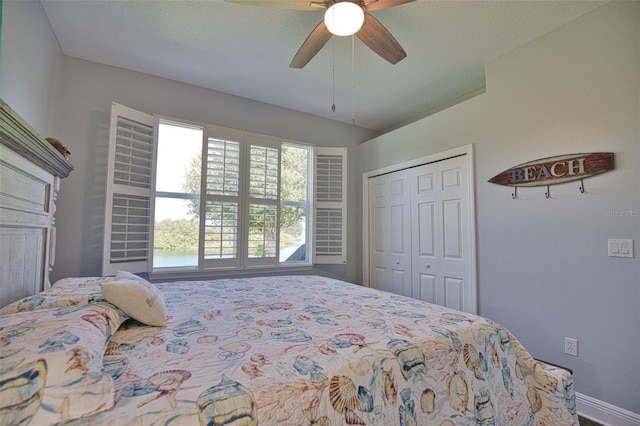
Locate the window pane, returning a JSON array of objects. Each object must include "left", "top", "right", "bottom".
[
  {"left": 281, "top": 144, "right": 309, "bottom": 202},
  {"left": 156, "top": 122, "right": 203, "bottom": 194},
  {"left": 280, "top": 144, "right": 310, "bottom": 264},
  {"left": 204, "top": 201, "right": 238, "bottom": 259},
  {"left": 248, "top": 204, "right": 277, "bottom": 258},
  {"left": 206, "top": 138, "right": 240, "bottom": 196},
  {"left": 250, "top": 145, "right": 279, "bottom": 199},
  {"left": 153, "top": 121, "right": 202, "bottom": 269},
  {"left": 280, "top": 205, "right": 307, "bottom": 262},
  {"left": 153, "top": 197, "right": 198, "bottom": 268}
]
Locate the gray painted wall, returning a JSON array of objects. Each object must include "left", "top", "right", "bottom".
[
  {"left": 2, "top": 0, "right": 638, "bottom": 418},
  {"left": 1, "top": 0, "right": 63, "bottom": 138},
  {"left": 358, "top": 1, "right": 639, "bottom": 415}
]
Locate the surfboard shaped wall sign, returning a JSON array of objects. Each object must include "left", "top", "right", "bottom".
[{"left": 489, "top": 152, "right": 614, "bottom": 187}]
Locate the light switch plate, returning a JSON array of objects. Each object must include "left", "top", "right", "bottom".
[{"left": 608, "top": 239, "right": 634, "bottom": 258}]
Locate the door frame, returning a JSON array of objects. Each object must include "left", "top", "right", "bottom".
[{"left": 362, "top": 144, "right": 478, "bottom": 314}]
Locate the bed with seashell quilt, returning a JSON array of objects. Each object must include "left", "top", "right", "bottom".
[{"left": 0, "top": 274, "right": 578, "bottom": 425}]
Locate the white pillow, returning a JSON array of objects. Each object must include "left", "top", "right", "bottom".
[
  {"left": 100, "top": 272, "right": 167, "bottom": 326},
  {"left": 114, "top": 270, "right": 151, "bottom": 283}
]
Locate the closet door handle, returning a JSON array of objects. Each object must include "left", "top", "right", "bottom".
[
  {"left": 425, "top": 264, "right": 431, "bottom": 269},
  {"left": 395, "top": 260, "right": 400, "bottom": 265}
]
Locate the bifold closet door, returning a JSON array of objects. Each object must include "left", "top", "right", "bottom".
[
  {"left": 368, "top": 170, "right": 412, "bottom": 297},
  {"left": 411, "top": 155, "right": 472, "bottom": 312},
  {"left": 367, "top": 154, "right": 473, "bottom": 313}
]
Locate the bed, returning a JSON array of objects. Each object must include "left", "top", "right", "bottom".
[
  {"left": 0, "top": 273, "right": 578, "bottom": 425},
  {"left": 0, "top": 98, "right": 577, "bottom": 425}
]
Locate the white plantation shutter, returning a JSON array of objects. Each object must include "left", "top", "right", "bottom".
[
  {"left": 103, "top": 103, "right": 155, "bottom": 275},
  {"left": 201, "top": 132, "right": 241, "bottom": 268},
  {"left": 246, "top": 135, "right": 281, "bottom": 267},
  {"left": 103, "top": 104, "right": 345, "bottom": 273},
  {"left": 249, "top": 145, "right": 279, "bottom": 200},
  {"left": 314, "top": 147, "right": 347, "bottom": 264}
]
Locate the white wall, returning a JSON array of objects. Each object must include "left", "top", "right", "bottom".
[
  {"left": 0, "top": 0, "right": 63, "bottom": 137},
  {"left": 358, "top": 1, "right": 639, "bottom": 418}
]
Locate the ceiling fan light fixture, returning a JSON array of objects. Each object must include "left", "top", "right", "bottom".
[{"left": 324, "top": 2, "right": 364, "bottom": 36}]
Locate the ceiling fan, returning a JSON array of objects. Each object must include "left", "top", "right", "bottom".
[{"left": 225, "top": 0, "right": 415, "bottom": 68}]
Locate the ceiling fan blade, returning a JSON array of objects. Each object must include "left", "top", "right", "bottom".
[
  {"left": 224, "top": 0, "right": 329, "bottom": 11},
  {"left": 290, "top": 20, "right": 333, "bottom": 68},
  {"left": 356, "top": 12, "right": 406, "bottom": 64},
  {"left": 363, "top": 0, "right": 415, "bottom": 12}
]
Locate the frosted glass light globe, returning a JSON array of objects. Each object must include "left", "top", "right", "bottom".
[{"left": 324, "top": 2, "right": 365, "bottom": 37}]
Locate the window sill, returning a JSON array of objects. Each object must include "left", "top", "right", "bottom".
[{"left": 149, "top": 264, "right": 314, "bottom": 283}]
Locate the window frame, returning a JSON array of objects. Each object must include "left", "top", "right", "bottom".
[
  {"left": 103, "top": 104, "right": 346, "bottom": 279},
  {"left": 154, "top": 119, "right": 314, "bottom": 272}
]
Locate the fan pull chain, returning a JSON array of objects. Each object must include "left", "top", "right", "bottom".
[
  {"left": 331, "top": 38, "right": 336, "bottom": 112},
  {"left": 351, "top": 34, "right": 356, "bottom": 125}
]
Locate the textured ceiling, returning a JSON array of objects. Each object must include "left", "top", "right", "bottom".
[{"left": 40, "top": 0, "right": 606, "bottom": 133}]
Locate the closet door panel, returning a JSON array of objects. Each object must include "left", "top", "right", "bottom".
[
  {"left": 442, "top": 199, "right": 462, "bottom": 259},
  {"left": 417, "top": 273, "right": 437, "bottom": 304},
  {"left": 441, "top": 165, "right": 462, "bottom": 191},
  {"left": 390, "top": 205, "right": 406, "bottom": 254},
  {"left": 391, "top": 269, "right": 410, "bottom": 297},
  {"left": 369, "top": 175, "right": 390, "bottom": 293},
  {"left": 417, "top": 202, "right": 435, "bottom": 257},
  {"left": 369, "top": 171, "right": 411, "bottom": 296},
  {"left": 372, "top": 266, "right": 387, "bottom": 292},
  {"left": 444, "top": 277, "right": 464, "bottom": 311},
  {"left": 411, "top": 163, "right": 441, "bottom": 303},
  {"left": 373, "top": 206, "right": 386, "bottom": 253},
  {"left": 371, "top": 200, "right": 390, "bottom": 293},
  {"left": 438, "top": 156, "right": 471, "bottom": 312},
  {"left": 389, "top": 171, "right": 412, "bottom": 297}
]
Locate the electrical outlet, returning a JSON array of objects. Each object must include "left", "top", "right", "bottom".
[{"left": 565, "top": 337, "right": 578, "bottom": 357}]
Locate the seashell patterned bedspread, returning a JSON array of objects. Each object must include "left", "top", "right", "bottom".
[{"left": 1, "top": 275, "right": 578, "bottom": 425}]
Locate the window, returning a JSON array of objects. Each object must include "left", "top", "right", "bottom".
[
  {"left": 280, "top": 144, "right": 311, "bottom": 262},
  {"left": 103, "top": 103, "right": 345, "bottom": 276},
  {"left": 153, "top": 121, "right": 203, "bottom": 269}
]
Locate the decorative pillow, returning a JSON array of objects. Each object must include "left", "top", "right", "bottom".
[
  {"left": 113, "top": 270, "right": 150, "bottom": 283},
  {"left": 0, "top": 302, "right": 128, "bottom": 425},
  {"left": 100, "top": 271, "right": 167, "bottom": 327}
]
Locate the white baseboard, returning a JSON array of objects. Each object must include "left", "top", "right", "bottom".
[{"left": 577, "top": 392, "right": 640, "bottom": 426}]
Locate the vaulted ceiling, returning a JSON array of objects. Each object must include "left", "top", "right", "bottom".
[{"left": 41, "top": 0, "right": 606, "bottom": 133}]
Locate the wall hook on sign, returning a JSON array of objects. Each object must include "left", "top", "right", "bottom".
[
  {"left": 545, "top": 185, "right": 551, "bottom": 199},
  {"left": 579, "top": 178, "right": 585, "bottom": 194}
]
